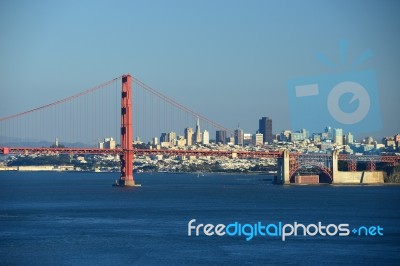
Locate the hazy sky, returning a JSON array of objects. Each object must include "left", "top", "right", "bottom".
[{"left": 1, "top": 0, "right": 399, "bottom": 140}]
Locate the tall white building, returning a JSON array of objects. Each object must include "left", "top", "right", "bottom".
[
  {"left": 99, "top": 137, "right": 116, "bottom": 149},
  {"left": 334, "top": 128, "right": 343, "bottom": 145},
  {"left": 168, "top": 132, "right": 176, "bottom": 146},
  {"left": 252, "top": 133, "right": 263, "bottom": 146},
  {"left": 202, "top": 130, "right": 209, "bottom": 145},
  {"left": 346, "top": 132, "right": 353, "bottom": 145}
]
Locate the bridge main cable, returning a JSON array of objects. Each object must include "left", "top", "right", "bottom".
[
  {"left": 0, "top": 76, "right": 122, "bottom": 122},
  {"left": 132, "top": 77, "right": 232, "bottom": 134}
]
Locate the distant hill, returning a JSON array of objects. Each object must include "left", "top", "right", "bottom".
[{"left": 0, "top": 136, "right": 92, "bottom": 148}]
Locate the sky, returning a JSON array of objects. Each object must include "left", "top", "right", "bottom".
[{"left": 0, "top": 0, "right": 399, "bottom": 141}]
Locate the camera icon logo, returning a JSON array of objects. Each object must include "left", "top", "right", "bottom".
[
  {"left": 287, "top": 42, "right": 381, "bottom": 135},
  {"left": 327, "top": 81, "right": 370, "bottom": 125}
]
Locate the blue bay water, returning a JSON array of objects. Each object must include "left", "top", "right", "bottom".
[{"left": 0, "top": 172, "right": 399, "bottom": 265}]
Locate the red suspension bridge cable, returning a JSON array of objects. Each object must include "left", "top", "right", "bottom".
[
  {"left": 0, "top": 77, "right": 122, "bottom": 122},
  {"left": 1, "top": 74, "right": 232, "bottom": 144},
  {"left": 132, "top": 77, "right": 232, "bottom": 134}
]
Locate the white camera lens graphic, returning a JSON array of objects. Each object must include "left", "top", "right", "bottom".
[{"left": 327, "top": 81, "right": 370, "bottom": 125}]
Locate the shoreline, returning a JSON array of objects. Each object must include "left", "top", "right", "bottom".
[{"left": 1, "top": 169, "right": 400, "bottom": 185}]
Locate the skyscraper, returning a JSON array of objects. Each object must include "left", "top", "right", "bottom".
[
  {"left": 259, "top": 117, "right": 272, "bottom": 143},
  {"left": 346, "top": 132, "right": 354, "bottom": 145},
  {"left": 168, "top": 131, "right": 176, "bottom": 146},
  {"left": 216, "top": 130, "right": 227, "bottom": 144},
  {"left": 160, "top": 133, "right": 168, "bottom": 143},
  {"left": 202, "top": 130, "right": 209, "bottom": 145},
  {"left": 194, "top": 117, "right": 202, "bottom": 143},
  {"left": 300, "top": 128, "right": 309, "bottom": 140},
  {"left": 325, "top": 126, "right": 332, "bottom": 140},
  {"left": 98, "top": 137, "right": 116, "bottom": 149},
  {"left": 184, "top": 127, "right": 194, "bottom": 146},
  {"left": 252, "top": 132, "right": 263, "bottom": 146},
  {"left": 334, "top": 128, "right": 343, "bottom": 145},
  {"left": 234, "top": 127, "right": 244, "bottom": 146}
]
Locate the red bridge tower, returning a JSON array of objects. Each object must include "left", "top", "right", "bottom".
[{"left": 117, "top": 74, "right": 139, "bottom": 187}]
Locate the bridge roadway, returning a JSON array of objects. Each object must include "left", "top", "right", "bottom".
[
  {"left": 1, "top": 147, "right": 399, "bottom": 163},
  {"left": 0, "top": 147, "right": 282, "bottom": 159}
]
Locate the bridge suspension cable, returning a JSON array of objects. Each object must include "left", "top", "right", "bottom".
[
  {"left": 0, "top": 77, "right": 122, "bottom": 122},
  {"left": 132, "top": 77, "right": 231, "bottom": 134},
  {"left": 0, "top": 74, "right": 232, "bottom": 147}
]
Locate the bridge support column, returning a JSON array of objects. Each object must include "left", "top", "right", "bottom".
[
  {"left": 277, "top": 150, "right": 289, "bottom": 184},
  {"left": 366, "top": 161, "right": 376, "bottom": 171},
  {"left": 348, "top": 160, "right": 357, "bottom": 171},
  {"left": 116, "top": 74, "right": 140, "bottom": 187},
  {"left": 332, "top": 150, "right": 338, "bottom": 183}
]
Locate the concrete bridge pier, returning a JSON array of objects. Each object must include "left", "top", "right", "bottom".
[
  {"left": 276, "top": 150, "right": 384, "bottom": 184},
  {"left": 276, "top": 150, "right": 289, "bottom": 184},
  {"left": 332, "top": 150, "right": 384, "bottom": 184}
]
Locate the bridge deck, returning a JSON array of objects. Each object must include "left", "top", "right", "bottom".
[{"left": 1, "top": 147, "right": 399, "bottom": 162}]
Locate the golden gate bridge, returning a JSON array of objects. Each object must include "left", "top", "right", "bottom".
[{"left": 0, "top": 74, "right": 399, "bottom": 185}]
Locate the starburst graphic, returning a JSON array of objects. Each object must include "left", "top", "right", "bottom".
[{"left": 287, "top": 40, "right": 382, "bottom": 135}]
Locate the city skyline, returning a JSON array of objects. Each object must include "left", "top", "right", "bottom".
[{"left": 136, "top": 116, "right": 398, "bottom": 147}]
